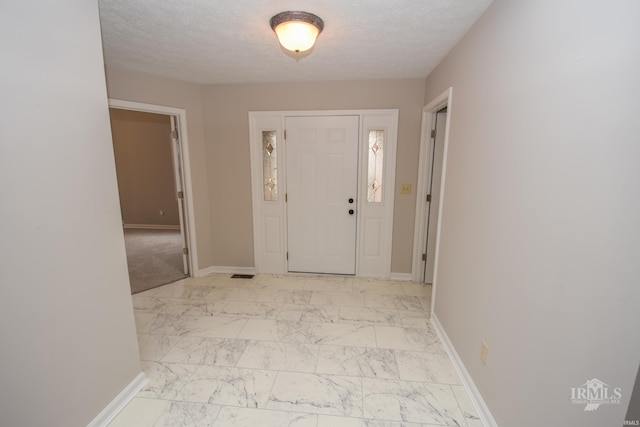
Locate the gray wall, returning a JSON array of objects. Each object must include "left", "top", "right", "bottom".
[
  {"left": 424, "top": 1, "right": 640, "bottom": 426},
  {"left": 110, "top": 108, "right": 180, "bottom": 226},
  {"left": 0, "top": 1, "right": 141, "bottom": 426}
]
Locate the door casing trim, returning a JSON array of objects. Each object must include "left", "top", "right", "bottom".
[
  {"left": 412, "top": 88, "right": 453, "bottom": 314},
  {"left": 249, "top": 109, "right": 398, "bottom": 278},
  {"left": 108, "top": 99, "right": 198, "bottom": 275}
]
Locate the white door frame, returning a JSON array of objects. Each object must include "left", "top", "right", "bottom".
[
  {"left": 108, "top": 99, "right": 199, "bottom": 275},
  {"left": 169, "top": 115, "right": 190, "bottom": 274},
  {"left": 412, "top": 88, "right": 453, "bottom": 311},
  {"left": 249, "top": 109, "right": 399, "bottom": 278}
]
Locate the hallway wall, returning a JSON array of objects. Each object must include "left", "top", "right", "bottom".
[
  {"left": 0, "top": 1, "right": 141, "bottom": 425},
  {"left": 424, "top": 1, "right": 640, "bottom": 426}
]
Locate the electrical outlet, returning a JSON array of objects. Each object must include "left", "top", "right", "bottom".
[
  {"left": 400, "top": 183, "right": 411, "bottom": 194},
  {"left": 159, "top": 210, "right": 165, "bottom": 216},
  {"left": 480, "top": 340, "right": 489, "bottom": 365}
]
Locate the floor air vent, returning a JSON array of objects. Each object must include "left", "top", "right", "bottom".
[{"left": 230, "top": 274, "right": 254, "bottom": 279}]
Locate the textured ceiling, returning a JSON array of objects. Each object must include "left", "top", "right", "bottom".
[{"left": 98, "top": 0, "right": 493, "bottom": 84}]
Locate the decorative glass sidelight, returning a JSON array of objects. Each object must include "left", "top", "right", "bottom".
[
  {"left": 367, "top": 129, "right": 385, "bottom": 203},
  {"left": 262, "top": 130, "right": 278, "bottom": 201}
]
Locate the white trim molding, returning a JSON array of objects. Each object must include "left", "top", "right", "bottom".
[
  {"left": 108, "top": 99, "right": 199, "bottom": 275},
  {"left": 412, "top": 87, "right": 453, "bottom": 282},
  {"left": 197, "top": 266, "right": 257, "bottom": 277},
  {"left": 432, "top": 314, "right": 497, "bottom": 427},
  {"left": 412, "top": 88, "right": 454, "bottom": 316},
  {"left": 390, "top": 272, "right": 413, "bottom": 281},
  {"left": 248, "top": 109, "right": 399, "bottom": 278},
  {"left": 87, "top": 372, "right": 147, "bottom": 427},
  {"left": 123, "top": 224, "right": 180, "bottom": 230}
]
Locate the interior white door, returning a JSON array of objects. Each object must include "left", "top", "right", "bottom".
[
  {"left": 424, "top": 108, "right": 447, "bottom": 283},
  {"left": 170, "top": 116, "right": 190, "bottom": 275},
  {"left": 286, "top": 115, "right": 359, "bottom": 274}
]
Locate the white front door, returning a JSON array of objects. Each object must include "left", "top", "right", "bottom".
[{"left": 286, "top": 115, "right": 359, "bottom": 274}]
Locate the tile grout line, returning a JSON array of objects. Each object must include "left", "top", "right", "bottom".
[
  {"left": 448, "top": 383, "right": 472, "bottom": 427},
  {"left": 361, "top": 375, "right": 365, "bottom": 422}
]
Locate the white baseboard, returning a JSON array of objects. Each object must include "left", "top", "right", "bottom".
[
  {"left": 197, "top": 266, "right": 257, "bottom": 277},
  {"left": 195, "top": 268, "right": 410, "bottom": 280},
  {"left": 390, "top": 272, "right": 413, "bottom": 281},
  {"left": 87, "top": 372, "right": 147, "bottom": 427},
  {"left": 431, "top": 313, "right": 498, "bottom": 427},
  {"left": 123, "top": 224, "right": 180, "bottom": 230}
]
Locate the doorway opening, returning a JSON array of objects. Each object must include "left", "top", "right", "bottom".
[
  {"left": 423, "top": 106, "right": 447, "bottom": 283},
  {"left": 412, "top": 88, "right": 453, "bottom": 311},
  {"left": 108, "top": 99, "right": 197, "bottom": 293}
]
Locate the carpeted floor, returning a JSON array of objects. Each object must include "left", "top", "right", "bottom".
[{"left": 123, "top": 228, "right": 188, "bottom": 294}]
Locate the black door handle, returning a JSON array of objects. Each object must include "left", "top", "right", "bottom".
[{"left": 348, "top": 209, "right": 354, "bottom": 215}]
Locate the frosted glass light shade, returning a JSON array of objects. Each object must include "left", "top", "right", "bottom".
[
  {"left": 274, "top": 21, "right": 319, "bottom": 52},
  {"left": 270, "top": 11, "right": 324, "bottom": 54}
]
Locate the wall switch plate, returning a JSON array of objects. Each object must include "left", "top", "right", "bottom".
[
  {"left": 480, "top": 340, "right": 489, "bottom": 365},
  {"left": 400, "top": 184, "right": 411, "bottom": 194}
]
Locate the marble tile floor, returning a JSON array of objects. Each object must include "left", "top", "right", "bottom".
[{"left": 110, "top": 274, "right": 482, "bottom": 427}]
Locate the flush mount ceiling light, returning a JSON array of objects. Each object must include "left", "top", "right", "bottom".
[{"left": 270, "top": 11, "right": 324, "bottom": 54}]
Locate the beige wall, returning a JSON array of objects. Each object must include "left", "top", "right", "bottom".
[
  {"left": 424, "top": 1, "right": 640, "bottom": 426},
  {"left": 110, "top": 108, "right": 180, "bottom": 226},
  {"left": 105, "top": 72, "right": 425, "bottom": 273},
  {"left": 203, "top": 80, "right": 425, "bottom": 272},
  {"left": 105, "top": 67, "right": 213, "bottom": 270},
  {"left": 0, "top": 1, "right": 141, "bottom": 425}
]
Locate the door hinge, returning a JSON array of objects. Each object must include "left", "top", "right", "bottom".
[
  {"left": 422, "top": 253, "right": 427, "bottom": 261},
  {"left": 285, "top": 193, "right": 288, "bottom": 202},
  {"left": 426, "top": 194, "right": 431, "bottom": 202},
  {"left": 178, "top": 191, "right": 184, "bottom": 199},
  {"left": 431, "top": 129, "right": 436, "bottom": 139},
  {"left": 172, "top": 129, "right": 179, "bottom": 139},
  {"left": 286, "top": 252, "right": 289, "bottom": 260},
  {"left": 284, "top": 129, "right": 287, "bottom": 140},
  {"left": 183, "top": 247, "right": 189, "bottom": 255}
]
